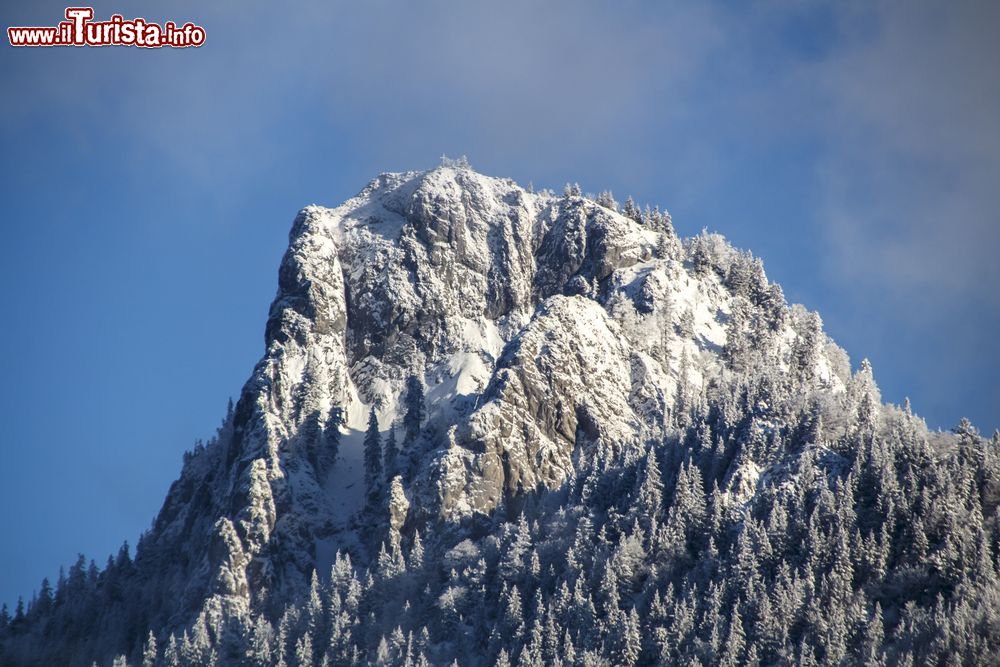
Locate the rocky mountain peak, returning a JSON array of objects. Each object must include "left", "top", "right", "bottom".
[{"left": 22, "top": 165, "right": 973, "bottom": 667}]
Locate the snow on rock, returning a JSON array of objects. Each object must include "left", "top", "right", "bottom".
[
  {"left": 324, "top": 427, "right": 367, "bottom": 524},
  {"left": 136, "top": 163, "right": 855, "bottom": 630},
  {"left": 437, "top": 295, "right": 639, "bottom": 518}
]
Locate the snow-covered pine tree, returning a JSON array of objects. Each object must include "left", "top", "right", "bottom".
[
  {"left": 364, "top": 407, "right": 383, "bottom": 500},
  {"left": 402, "top": 376, "right": 424, "bottom": 445},
  {"left": 383, "top": 427, "right": 398, "bottom": 480}
]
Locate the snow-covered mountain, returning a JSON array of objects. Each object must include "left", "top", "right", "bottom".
[{"left": 4, "top": 163, "right": 999, "bottom": 667}]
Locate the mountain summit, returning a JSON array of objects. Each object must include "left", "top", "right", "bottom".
[{"left": 4, "top": 164, "right": 999, "bottom": 667}]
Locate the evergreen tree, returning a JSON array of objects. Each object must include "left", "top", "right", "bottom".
[
  {"left": 364, "top": 407, "right": 383, "bottom": 498},
  {"left": 401, "top": 531, "right": 422, "bottom": 574},
  {"left": 622, "top": 196, "right": 641, "bottom": 222},
  {"left": 384, "top": 427, "right": 399, "bottom": 480},
  {"left": 596, "top": 190, "right": 618, "bottom": 210},
  {"left": 403, "top": 375, "right": 425, "bottom": 445},
  {"left": 142, "top": 631, "right": 157, "bottom": 667},
  {"left": 323, "top": 405, "right": 344, "bottom": 472},
  {"left": 634, "top": 448, "right": 664, "bottom": 532},
  {"left": 163, "top": 634, "right": 180, "bottom": 667},
  {"left": 719, "top": 607, "right": 745, "bottom": 667},
  {"left": 620, "top": 607, "right": 641, "bottom": 666},
  {"left": 294, "top": 632, "right": 313, "bottom": 667}
]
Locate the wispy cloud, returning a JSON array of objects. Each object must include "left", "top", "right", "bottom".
[{"left": 810, "top": 1, "right": 1000, "bottom": 309}]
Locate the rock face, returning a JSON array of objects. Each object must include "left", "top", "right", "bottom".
[
  {"left": 437, "top": 295, "right": 641, "bottom": 517},
  {"left": 108, "top": 164, "right": 849, "bottom": 630}
]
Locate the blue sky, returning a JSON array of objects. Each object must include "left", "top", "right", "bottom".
[{"left": 1, "top": 0, "right": 997, "bottom": 608}]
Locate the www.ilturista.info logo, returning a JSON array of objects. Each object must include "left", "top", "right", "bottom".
[{"left": 8, "top": 7, "right": 205, "bottom": 48}]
